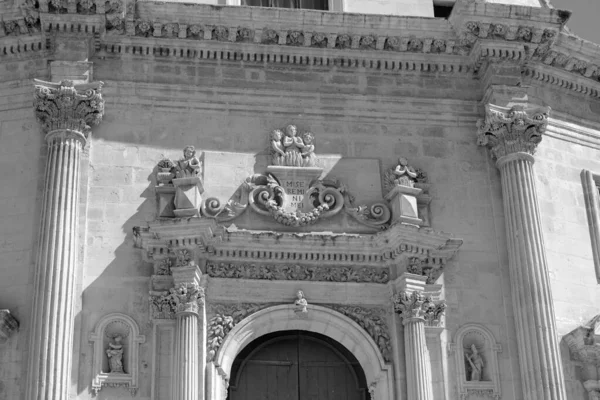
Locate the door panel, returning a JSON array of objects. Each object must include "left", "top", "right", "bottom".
[{"left": 229, "top": 331, "right": 367, "bottom": 400}]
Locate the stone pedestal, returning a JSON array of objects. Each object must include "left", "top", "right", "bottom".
[
  {"left": 478, "top": 103, "right": 567, "bottom": 400},
  {"left": 26, "top": 80, "right": 104, "bottom": 400},
  {"left": 173, "top": 176, "right": 204, "bottom": 217},
  {"left": 171, "top": 265, "right": 205, "bottom": 400},
  {"left": 385, "top": 185, "right": 422, "bottom": 225}
]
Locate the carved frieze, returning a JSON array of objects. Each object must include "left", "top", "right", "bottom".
[
  {"left": 392, "top": 290, "right": 446, "bottom": 327},
  {"left": 207, "top": 262, "right": 389, "bottom": 283},
  {"left": 407, "top": 257, "right": 443, "bottom": 284},
  {"left": 206, "top": 303, "right": 271, "bottom": 362},
  {"left": 477, "top": 104, "right": 551, "bottom": 160},
  {"left": 33, "top": 79, "right": 105, "bottom": 135},
  {"left": 328, "top": 305, "right": 392, "bottom": 363}
]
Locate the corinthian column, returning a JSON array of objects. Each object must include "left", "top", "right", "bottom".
[
  {"left": 26, "top": 80, "right": 104, "bottom": 400},
  {"left": 171, "top": 264, "right": 205, "bottom": 400},
  {"left": 392, "top": 274, "right": 445, "bottom": 400},
  {"left": 478, "top": 103, "right": 566, "bottom": 400}
]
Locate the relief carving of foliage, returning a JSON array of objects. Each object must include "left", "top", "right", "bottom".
[
  {"left": 328, "top": 305, "right": 392, "bottom": 363},
  {"left": 206, "top": 303, "right": 270, "bottom": 362},
  {"left": 207, "top": 262, "right": 389, "bottom": 283}
]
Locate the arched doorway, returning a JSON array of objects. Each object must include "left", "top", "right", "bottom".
[{"left": 228, "top": 331, "right": 370, "bottom": 400}]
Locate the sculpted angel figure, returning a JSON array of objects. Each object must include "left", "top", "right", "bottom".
[
  {"left": 465, "top": 344, "right": 484, "bottom": 382},
  {"left": 270, "top": 129, "right": 285, "bottom": 165},
  {"left": 294, "top": 290, "right": 308, "bottom": 313},
  {"left": 282, "top": 125, "right": 305, "bottom": 166},
  {"left": 393, "top": 157, "right": 418, "bottom": 187},
  {"left": 106, "top": 335, "right": 125, "bottom": 373},
  {"left": 301, "top": 132, "right": 316, "bottom": 167},
  {"left": 174, "top": 145, "right": 201, "bottom": 178}
]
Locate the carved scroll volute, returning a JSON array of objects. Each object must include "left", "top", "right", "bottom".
[
  {"left": 477, "top": 104, "right": 551, "bottom": 160},
  {"left": 33, "top": 79, "right": 105, "bottom": 140}
]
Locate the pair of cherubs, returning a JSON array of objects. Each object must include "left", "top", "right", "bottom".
[{"left": 271, "top": 125, "right": 316, "bottom": 167}]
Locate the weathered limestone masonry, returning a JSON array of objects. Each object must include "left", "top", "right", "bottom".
[
  {"left": 478, "top": 102, "right": 566, "bottom": 399},
  {"left": 25, "top": 80, "right": 104, "bottom": 400},
  {"left": 5, "top": 0, "right": 600, "bottom": 400}
]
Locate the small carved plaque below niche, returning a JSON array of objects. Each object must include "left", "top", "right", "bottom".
[{"left": 207, "top": 262, "right": 390, "bottom": 283}]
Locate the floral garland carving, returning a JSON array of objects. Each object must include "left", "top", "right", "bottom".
[
  {"left": 206, "top": 303, "right": 271, "bottom": 362},
  {"left": 327, "top": 305, "right": 392, "bottom": 363},
  {"left": 207, "top": 262, "right": 389, "bottom": 283}
]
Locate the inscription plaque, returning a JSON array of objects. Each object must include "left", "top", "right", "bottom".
[{"left": 266, "top": 166, "right": 323, "bottom": 213}]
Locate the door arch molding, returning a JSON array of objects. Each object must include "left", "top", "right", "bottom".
[{"left": 208, "top": 304, "right": 394, "bottom": 400}]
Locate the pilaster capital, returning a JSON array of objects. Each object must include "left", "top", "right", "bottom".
[
  {"left": 477, "top": 103, "right": 550, "bottom": 160},
  {"left": 33, "top": 79, "right": 105, "bottom": 140},
  {"left": 169, "top": 282, "right": 205, "bottom": 316},
  {"left": 392, "top": 290, "right": 446, "bottom": 327}
]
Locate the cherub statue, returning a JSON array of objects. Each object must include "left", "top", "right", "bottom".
[
  {"left": 301, "top": 132, "right": 316, "bottom": 167},
  {"left": 294, "top": 290, "right": 308, "bottom": 313},
  {"left": 393, "top": 157, "right": 418, "bottom": 187},
  {"left": 465, "top": 344, "right": 484, "bottom": 382},
  {"left": 106, "top": 335, "right": 125, "bottom": 373},
  {"left": 282, "top": 125, "right": 305, "bottom": 166},
  {"left": 174, "top": 145, "right": 201, "bottom": 178},
  {"left": 270, "top": 129, "right": 285, "bottom": 165}
]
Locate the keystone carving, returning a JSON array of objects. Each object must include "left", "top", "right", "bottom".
[
  {"left": 392, "top": 291, "right": 446, "bottom": 327},
  {"left": 33, "top": 80, "right": 105, "bottom": 135},
  {"left": 476, "top": 104, "right": 551, "bottom": 160}
]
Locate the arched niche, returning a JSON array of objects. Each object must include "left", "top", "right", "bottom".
[
  {"left": 208, "top": 304, "right": 393, "bottom": 400},
  {"left": 449, "top": 323, "right": 502, "bottom": 400},
  {"left": 89, "top": 313, "right": 146, "bottom": 396}
]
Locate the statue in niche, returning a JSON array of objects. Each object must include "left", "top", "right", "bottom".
[
  {"left": 465, "top": 344, "right": 484, "bottom": 382},
  {"left": 174, "top": 145, "right": 201, "bottom": 178},
  {"left": 269, "top": 125, "right": 318, "bottom": 167},
  {"left": 294, "top": 290, "right": 308, "bottom": 313},
  {"left": 106, "top": 335, "right": 125, "bottom": 373}
]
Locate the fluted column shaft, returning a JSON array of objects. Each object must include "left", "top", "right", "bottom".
[
  {"left": 25, "top": 130, "right": 84, "bottom": 400},
  {"left": 497, "top": 152, "right": 566, "bottom": 400},
  {"left": 404, "top": 317, "right": 433, "bottom": 400},
  {"left": 173, "top": 311, "right": 199, "bottom": 400}
]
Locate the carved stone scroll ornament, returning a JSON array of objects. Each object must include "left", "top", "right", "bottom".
[
  {"left": 392, "top": 290, "right": 446, "bottom": 327},
  {"left": 328, "top": 305, "right": 392, "bottom": 363},
  {"left": 33, "top": 79, "right": 105, "bottom": 136},
  {"left": 149, "top": 282, "right": 205, "bottom": 319},
  {"left": 202, "top": 174, "right": 391, "bottom": 229},
  {"left": 476, "top": 104, "right": 551, "bottom": 160},
  {"left": 206, "top": 303, "right": 271, "bottom": 362},
  {"left": 207, "top": 262, "right": 389, "bottom": 283}
]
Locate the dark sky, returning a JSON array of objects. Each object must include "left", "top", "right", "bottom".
[{"left": 550, "top": 0, "right": 600, "bottom": 44}]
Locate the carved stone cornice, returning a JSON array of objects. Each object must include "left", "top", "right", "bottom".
[
  {"left": 0, "top": 310, "right": 19, "bottom": 343},
  {"left": 392, "top": 291, "right": 446, "bottom": 327},
  {"left": 477, "top": 103, "right": 551, "bottom": 160},
  {"left": 33, "top": 79, "right": 105, "bottom": 138}
]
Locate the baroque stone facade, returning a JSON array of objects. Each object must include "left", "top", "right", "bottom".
[{"left": 2, "top": 0, "right": 600, "bottom": 400}]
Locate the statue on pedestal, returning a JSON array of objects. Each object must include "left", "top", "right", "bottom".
[{"left": 465, "top": 344, "right": 484, "bottom": 381}]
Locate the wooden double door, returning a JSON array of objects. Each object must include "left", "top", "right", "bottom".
[{"left": 228, "top": 331, "right": 369, "bottom": 400}]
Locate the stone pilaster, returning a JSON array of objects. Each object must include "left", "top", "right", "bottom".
[
  {"left": 26, "top": 79, "right": 104, "bottom": 400},
  {"left": 478, "top": 103, "right": 567, "bottom": 400},
  {"left": 171, "top": 265, "right": 205, "bottom": 400},
  {"left": 392, "top": 274, "right": 445, "bottom": 400}
]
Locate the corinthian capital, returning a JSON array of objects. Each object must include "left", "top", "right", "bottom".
[
  {"left": 169, "top": 283, "right": 205, "bottom": 315},
  {"left": 477, "top": 104, "right": 550, "bottom": 160},
  {"left": 33, "top": 79, "right": 105, "bottom": 137},
  {"left": 392, "top": 291, "right": 446, "bottom": 326}
]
